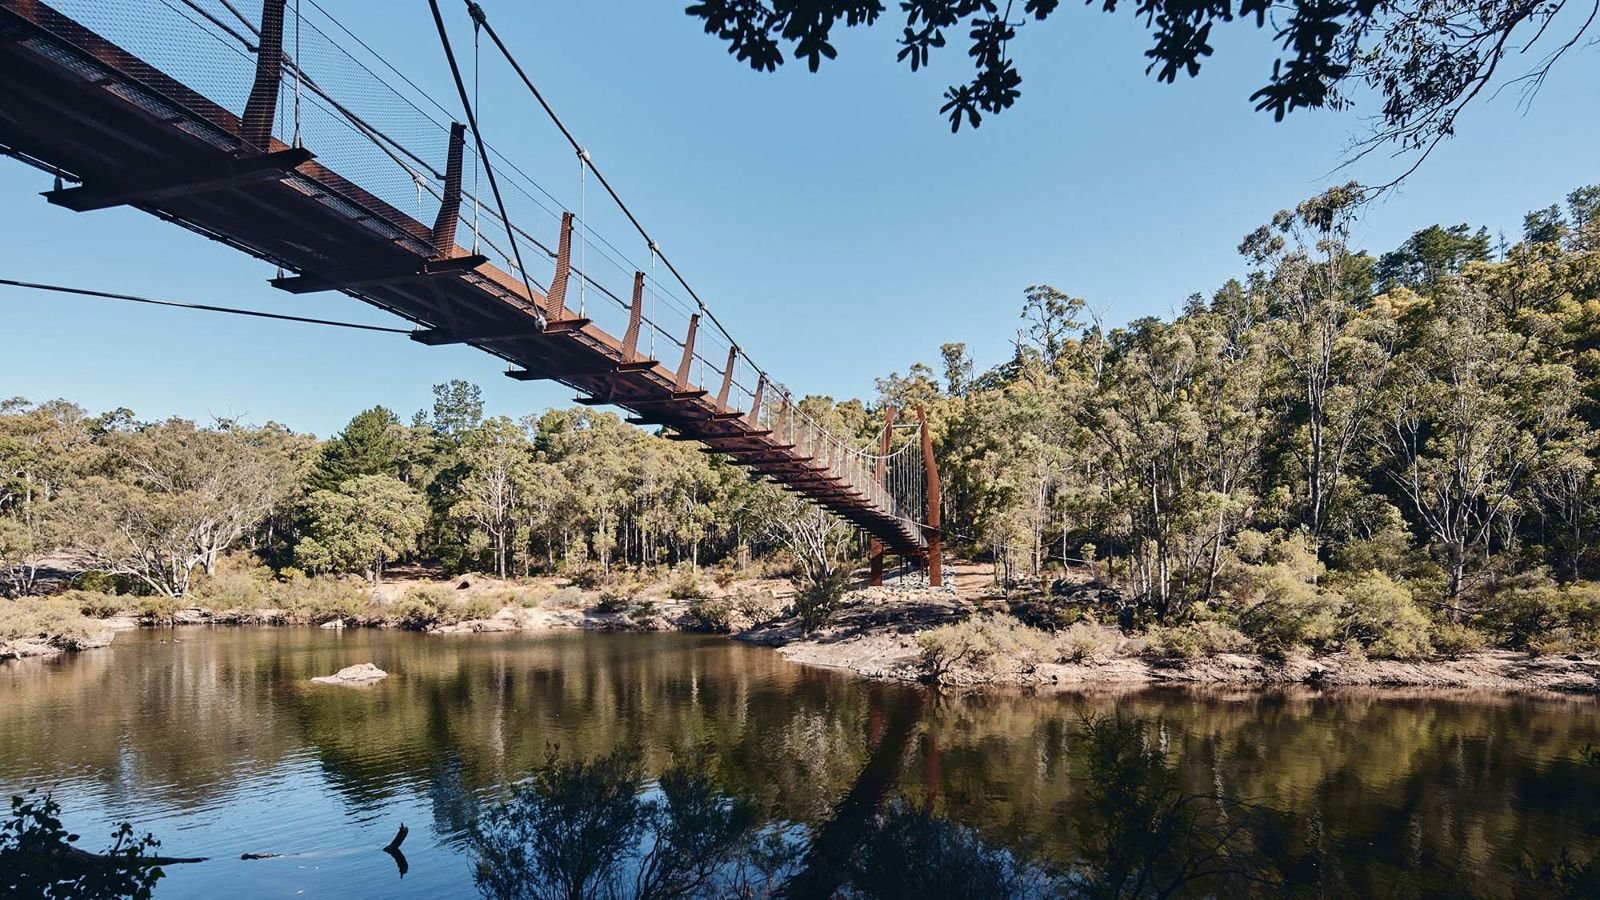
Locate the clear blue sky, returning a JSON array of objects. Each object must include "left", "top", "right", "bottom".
[{"left": 2, "top": 0, "right": 1596, "bottom": 437}]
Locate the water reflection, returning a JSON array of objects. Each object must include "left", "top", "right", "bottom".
[{"left": 1, "top": 628, "right": 1597, "bottom": 898}]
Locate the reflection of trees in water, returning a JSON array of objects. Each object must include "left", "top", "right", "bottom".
[{"left": 469, "top": 716, "right": 1285, "bottom": 900}]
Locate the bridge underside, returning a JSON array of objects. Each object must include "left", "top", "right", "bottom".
[{"left": 0, "top": 0, "right": 925, "bottom": 557}]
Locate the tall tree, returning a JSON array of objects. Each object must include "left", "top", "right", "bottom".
[
  {"left": 296, "top": 474, "right": 427, "bottom": 584},
  {"left": 307, "top": 406, "right": 402, "bottom": 492}
]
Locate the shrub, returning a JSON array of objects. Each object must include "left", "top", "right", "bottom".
[
  {"left": 594, "top": 591, "right": 631, "bottom": 614},
  {"left": 916, "top": 614, "right": 1054, "bottom": 682},
  {"left": 1008, "top": 594, "right": 1087, "bottom": 632},
  {"left": 666, "top": 569, "right": 706, "bottom": 601},
  {"left": 460, "top": 593, "right": 503, "bottom": 621},
  {"left": 632, "top": 599, "right": 660, "bottom": 620},
  {"left": 1143, "top": 621, "right": 1252, "bottom": 660},
  {"left": 1060, "top": 621, "right": 1120, "bottom": 662},
  {"left": 0, "top": 599, "right": 101, "bottom": 650},
  {"left": 1231, "top": 535, "right": 1340, "bottom": 655},
  {"left": 687, "top": 597, "right": 736, "bottom": 633},
  {"left": 711, "top": 566, "right": 739, "bottom": 590},
  {"left": 60, "top": 589, "right": 127, "bottom": 619},
  {"left": 1473, "top": 573, "right": 1600, "bottom": 652},
  {"left": 1430, "top": 621, "right": 1486, "bottom": 658},
  {"left": 136, "top": 595, "right": 181, "bottom": 624},
  {"left": 1, "top": 793, "right": 165, "bottom": 897},
  {"left": 1341, "top": 570, "right": 1432, "bottom": 659},
  {"left": 542, "top": 586, "right": 588, "bottom": 609},
  {"left": 191, "top": 558, "right": 276, "bottom": 610},
  {"left": 566, "top": 566, "right": 605, "bottom": 590},
  {"left": 391, "top": 587, "right": 454, "bottom": 630},
  {"left": 794, "top": 570, "right": 848, "bottom": 631},
  {"left": 732, "top": 588, "right": 781, "bottom": 627},
  {"left": 277, "top": 574, "right": 375, "bottom": 624}
]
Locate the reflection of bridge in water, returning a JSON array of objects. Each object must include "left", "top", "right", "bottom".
[{"left": 0, "top": 0, "right": 942, "bottom": 583}]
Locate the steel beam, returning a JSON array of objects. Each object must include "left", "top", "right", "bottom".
[
  {"left": 270, "top": 253, "right": 487, "bottom": 293},
  {"left": 43, "top": 148, "right": 312, "bottom": 212}
]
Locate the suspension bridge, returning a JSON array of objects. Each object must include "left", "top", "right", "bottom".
[{"left": 0, "top": 0, "right": 943, "bottom": 584}]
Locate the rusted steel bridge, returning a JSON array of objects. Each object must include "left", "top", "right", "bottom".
[{"left": 0, "top": 0, "right": 941, "bottom": 581}]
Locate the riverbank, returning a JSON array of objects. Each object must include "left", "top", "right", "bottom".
[{"left": 7, "top": 569, "right": 1600, "bottom": 695}]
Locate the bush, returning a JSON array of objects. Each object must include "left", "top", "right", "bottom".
[
  {"left": 0, "top": 599, "right": 101, "bottom": 650},
  {"left": 1430, "top": 621, "right": 1486, "bottom": 658},
  {"left": 191, "top": 557, "right": 276, "bottom": 610},
  {"left": 460, "top": 593, "right": 503, "bottom": 621},
  {"left": 916, "top": 614, "right": 1054, "bottom": 682},
  {"left": 136, "top": 595, "right": 181, "bottom": 624},
  {"left": 566, "top": 566, "right": 605, "bottom": 590},
  {"left": 276, "top": 573, "right": 375, "bottom": 624},
  {"left": 666, "top": 569, "right": 706, "bottom": 601},
  {"left": 1143, "top": 621, "right": 1252, "bottom": 660},
  {"left": 594, "top": 591, "right": 631, "bottom": 614},
  {"left": 687, "top": 597, "right": 736, "bottom": 633},
  {"left": 1473, "top": 573, "right": 1600, "bottom": 652},
  {"left": 794, "top": 570, "right": 848, "bottom": 631},
  {"left": 1008, "top": 594, "right": 1087, "bottom": 632},
  {"left": 732, "top": 588, "right": 781, "bottom": 627},
  {"left": 1, "top": 793, "right": 165, "bottom": 898},
  {"left": 1230, "top": 535, "right": 1340, "bottom": 655},
  {"left": 1060, "top": 621, "right": 1120, "bottom": 662},
  {"left": 390, "top": 587, "right": 455, "bottom": 630},
  {"left": 1341, "top": 570, "right": 1432, "bottom": 659},
  {"left": 60, "top": 589, "right": 127, "bottom": 619},
  {"left": 632, "top": 599, "right": 660, "bottom": 620},
  {"left": 542, "top": 586, "right": 588, "bottom": 609}
]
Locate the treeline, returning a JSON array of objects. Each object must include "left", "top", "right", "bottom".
[
  {"left": 0, "top": 382, "right": 793, "bottom": 596},
  {"left": 882, "top": 183, "right": 1600, "bottom": 654}
]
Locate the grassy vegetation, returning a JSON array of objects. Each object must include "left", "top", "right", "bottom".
[{"left": 0, "top": 598, "right": 103, "bottom": 653}]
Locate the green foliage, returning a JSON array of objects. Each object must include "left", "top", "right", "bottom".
[
  {"left": 542, "top": 586, "right": 588, "bottom": 610},
  {"left": 593, "top": 591, "right": 630, "bottom": 614},
  {"left": 686, "top": 597, "right": 736, "bottom": 633},
  {"left": 1473, "top": 573, "right": 1600, "bottom": 653},
  {"left": 793, "top": 570, "right": 848, "bottom": 632},
  {"left": 134, "top": 596, "right": 180, "bottom": 625},
  {"left": 1340, "top": 570, "right": 1433, "bottom": 659},
  {"left": 1, "top": 793, "right": 165, "bottom": 899},
  {"left": 1429, "top": 621, "right": 1487, "bottom": 659},
  {"left": 0, "top": 598, "right": 101, "bottom": 649},
  {"left": 731, "top": 588, "right": 781, "bottom": 627},
  {"left": 916, "top": 614, "right": 1054, "bottom": 682},
  {"left": 1143, "top": 621, "right": 1252, "bottom": 661},
  {"left": 1229, "top": 536, "right": 1341, "bottom": 656},
  {"left": 296, "top": 475, "right": 427, "bottom": 584},
  {"left": 666, "top": 568, "right": 706, "bottom": 601},
  {"left": 60, "top": 590, "right": 126, "bottom": 619},
  {"left": 305, "top": 406, "right": 402, "bottom": 493},
  {"left": 1060, "top": 621, "right": 1121, "bottom": 662}
]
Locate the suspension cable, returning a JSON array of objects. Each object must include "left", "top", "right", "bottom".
[
  {"left": 426, "top": 0, "right": 541, "bottom": 322},
  {"left": 0, "top": 278, "right": 411, "bottom": 333}
]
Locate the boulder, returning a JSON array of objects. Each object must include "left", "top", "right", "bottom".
[
  {"left": 310, "top": 663, "right": 388, "bottom": 685},
  {"left": 320, "top": 618, "right": 346, "bottom": 629}
]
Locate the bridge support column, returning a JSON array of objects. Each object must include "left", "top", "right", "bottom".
[
  {"left": 918, "top": 405, "right": 942, "bottom": 588},
  {"left": 868, "top": 405, "right": 896, "bottom": 587}
]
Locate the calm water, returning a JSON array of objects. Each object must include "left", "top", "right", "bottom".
[{"left": 2, "top": 627, "right": 1598, "bottom": 898}]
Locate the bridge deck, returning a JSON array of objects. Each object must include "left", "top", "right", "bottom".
[{"left": 0, "top": 0, "right": 925, "bottom": 555}]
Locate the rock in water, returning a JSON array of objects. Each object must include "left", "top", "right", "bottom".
[
  {"left": 320, "top": 618, "right": 346, "bottom": 629},
  {"left": 311, "top": 663, "right": 388, "bottom": 685}
]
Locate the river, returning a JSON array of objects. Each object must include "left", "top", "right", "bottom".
[{"left": 2, "top": 627, "right": 1597, "bottom": 897}]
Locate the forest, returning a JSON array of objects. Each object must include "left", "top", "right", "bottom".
[{"left": 4, "top": 182, "right": 1600, "bottom": 659}]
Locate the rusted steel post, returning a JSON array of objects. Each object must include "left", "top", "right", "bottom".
[
  {"left": 715, "top": 347, "right": 737, "bottom": 409},
  {"left": 544, "top": 211, "right": 575, "bottom": 323},
  {"left": 430, "top": 122, "right": 466, "bottom": 257},
  {"left": 746, "top": 375, "right": 765, "bottom": 428},
  {"left": 622, "top": 271, "right": 644, "bottom": 361},
  {"left": 918, "top": 405, "right": 942, "bottom": 588},
  {"left": 674, "top": 313, "right": 699, "bottom": 392},
  {"left": 869, "top": 406, "right": 897, "bottom": 586},
  {"left": 240, "top": 0, "right": 287, "bottom": 150}
]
